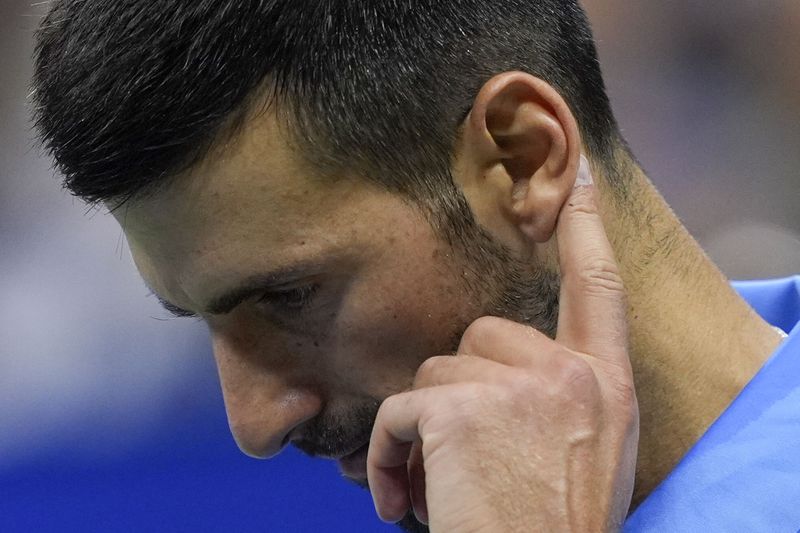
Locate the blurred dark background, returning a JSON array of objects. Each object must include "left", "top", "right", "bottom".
[{"left": 1, "top": 1, "right": 798, "bottom": 531}]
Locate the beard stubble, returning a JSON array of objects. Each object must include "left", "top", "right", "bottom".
[{"left": 297, "top": 200, "right": 561, "bottom": 532}]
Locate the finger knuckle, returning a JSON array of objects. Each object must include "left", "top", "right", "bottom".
[
  {"left": 414, "top": 355, "right": 449, "bottom": 387},
  {"left": 573, "top": 257, "right": 625, "bottom": 296},
  {"left": 425, "top": 384, "right": 489, "bottom": 434},
  {"left": 372, "top": 399, "right": 392, "bottom": 430},
  {"left": 609, "top": 378, "right": 638, "bottom": 414},
  {"left": 554, "top": 356, "right": 597, "bottom": 393},
  {"left": 376, "top": 393, "right": 399, "bottom": 417},
  {"left": 459, "top": 316, "right": 503, "bottom": 352}
]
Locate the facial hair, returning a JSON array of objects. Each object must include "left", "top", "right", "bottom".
[
  {"left": 292, "top": 399, "right": 380, "bottom": 458},
  {"left": 389, "top": 215, "right": 561, "bottom": 533},
  {"left": 294, "top": 196, "right": 561, "bottom": 532}
]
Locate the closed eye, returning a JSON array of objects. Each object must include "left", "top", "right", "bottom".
[
  {"left": 149, "top": 290, "right": 198, "bottom": 319},
  {"left": 255, "top": 284, "right": 319, "bottom": 315}
]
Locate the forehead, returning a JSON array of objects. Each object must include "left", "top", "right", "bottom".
[
  {"left": 114, "top": 108, "right": 402, "bottom": 303},
  {"left": 120, "top": 109, "right": 337, "bottom": 242}
]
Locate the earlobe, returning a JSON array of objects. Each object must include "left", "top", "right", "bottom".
[{"left": 464, "top": 72, "right": 582, "bottom": 244}]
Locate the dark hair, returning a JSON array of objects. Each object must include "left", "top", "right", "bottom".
[{"left": 32, "top": 0, "right": 623, "bottom": 215}]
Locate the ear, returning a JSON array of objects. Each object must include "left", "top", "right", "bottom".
[{"left": 454, "top": 72, "right": 582, "bottom": 243}]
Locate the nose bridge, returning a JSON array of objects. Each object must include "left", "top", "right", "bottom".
[{"left": 211, "top": 328, "right": 322, "bottom": 459}]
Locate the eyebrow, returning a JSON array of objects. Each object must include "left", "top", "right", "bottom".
[{"left": 151, "top": 264, "right": 310, "bottom": 318}]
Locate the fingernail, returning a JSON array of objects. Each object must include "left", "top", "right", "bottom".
[{"left": 575, "top": 154, "right": 594, "bottom": 187}]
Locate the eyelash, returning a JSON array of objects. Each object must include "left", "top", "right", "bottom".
[{"left": 256, "top": 284, "right": 319, "bottom": 314}]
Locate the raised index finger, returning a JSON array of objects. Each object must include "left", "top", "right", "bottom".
[{"left": 555, "top": 156, "right": 628, "bottom": 363}]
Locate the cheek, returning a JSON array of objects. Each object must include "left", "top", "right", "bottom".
[{"left": 325, "top": 269, "right": 475, "bottom": 398}]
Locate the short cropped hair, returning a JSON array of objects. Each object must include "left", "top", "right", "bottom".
[{"left": 32, "top": 0, "right": 622, "bottom": 210}]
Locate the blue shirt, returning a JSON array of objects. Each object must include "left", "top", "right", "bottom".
[{"left": 625, "top": 276, "right": 800, "bottom": 532}]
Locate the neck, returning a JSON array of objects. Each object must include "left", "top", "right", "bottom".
[{"left": 599, "top": 162, "right": 784, "bottom": 509}]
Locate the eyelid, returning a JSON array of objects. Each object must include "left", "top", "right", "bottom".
[
  {"left": 256, "top": 283, "right": 320, "bottom": 314},
  {"left": 152, "top": 292, "right": 198, "bottom": 318},
  {"left": 166, "top": 304, "right": 198, "bottom": 318}
]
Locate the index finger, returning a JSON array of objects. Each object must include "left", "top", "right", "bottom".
[{"left": 555, "top": 156, "right": 628, "bottom": 363}]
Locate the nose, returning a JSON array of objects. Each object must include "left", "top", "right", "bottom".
[{"left": 212, "top": 332, "right": 323, "bottom": 459}]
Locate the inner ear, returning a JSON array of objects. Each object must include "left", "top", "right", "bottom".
[
  {"left": 485, "top": 86, "right": 563, "bottom": 187},
  {"left": 465, "top": 72, "right": 581, "bottom": 243}
]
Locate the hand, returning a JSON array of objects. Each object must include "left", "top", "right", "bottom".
[{"left": 366, "top": 181, "right": 639, "bottom": 532}]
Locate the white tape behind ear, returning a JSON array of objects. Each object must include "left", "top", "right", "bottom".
[{"left": 575, "top": 154, "right": 594, "bottom": 187}]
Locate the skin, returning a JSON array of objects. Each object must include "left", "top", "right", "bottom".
[
  {"left": 368, "top": 181, "right": 638, "bottom": 531},
  {"left": 120, "top": 126, "right": 485, "bottom": 460},
  {"left": 114, "top": 72, "right": 783, "bottom": 529}
]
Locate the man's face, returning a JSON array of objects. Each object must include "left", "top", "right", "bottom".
[{"left": 115, "top": 108, "right": 558, "bottom": 487}]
